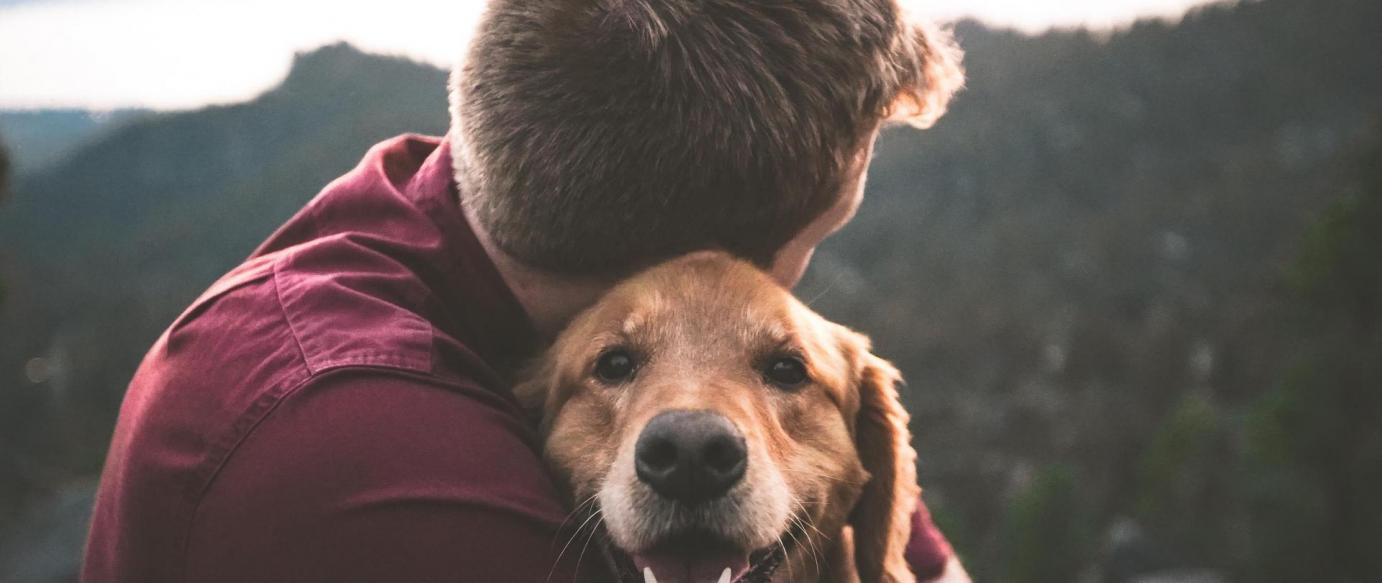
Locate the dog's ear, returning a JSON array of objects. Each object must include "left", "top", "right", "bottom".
[
  {"left": 513, "top": 358, "right": 559, "bottom": 430},
  {"left": 884, "top": 16, "right": 965, "bottom": 130},
  {"left": 841, "top": 329, "right": 920, "bottom": 583}
]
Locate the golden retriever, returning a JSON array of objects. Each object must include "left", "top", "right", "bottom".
[{"left": 517, "top": 251, "right": 919, "bottom": 583}]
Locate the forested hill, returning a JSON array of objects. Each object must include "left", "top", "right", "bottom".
[
  {"left": 0, "top": 45, "right": 450, "bottom": 474},
  {"left": 0, "top": 45, "right": 451, "bottom": 572},
  {"left": 2, "top": 0, "right": 1380, "bottom": 581},
  {"left": 0, "top": 109, "right": 149, "bottom": 174}
]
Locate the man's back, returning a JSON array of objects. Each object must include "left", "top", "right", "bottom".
[
  {"left": 82, "top": 135, "right": 605, "bottom": 582},
  {"left": 84, "top": 133, "right": 957, "bottom": 582}
]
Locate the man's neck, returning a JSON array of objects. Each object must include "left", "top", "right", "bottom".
[{"left": 460, "top": 203, "right": 613, "bottom": 342}]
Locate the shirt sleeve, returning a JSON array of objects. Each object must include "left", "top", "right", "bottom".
[
  {"left": 183, "top": 370, "right": 612, "bottom": 583},
  {"left": 906, "top": 498, "right": 956, "bottom": 580}
]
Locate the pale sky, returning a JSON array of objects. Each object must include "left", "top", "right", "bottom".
[{"left": 0, "top": 0, "right": 1222, "bottom": 110}]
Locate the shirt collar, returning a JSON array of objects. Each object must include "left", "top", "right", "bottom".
[{"left": 404, "top": 136, "right": 541, "bottom": 376}]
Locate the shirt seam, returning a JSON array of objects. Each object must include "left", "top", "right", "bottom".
[
  {"left": 271, "top": 254, "right": 312, "bottom": 371},
  {"left": 177, "top": 258, "right": 312, "bottom": 582},
  {"left": 269, "top": 245, "right": 435, "bottom": 377},
  {"left": 178, "top": 369, "right": 312, "bottom": 583}
]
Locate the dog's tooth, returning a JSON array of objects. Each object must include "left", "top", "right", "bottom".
[
  {"left": 718, "top": 567, "right": 732, "bottom": 583},
  {"left": 643, "top": 567, "right": 658, "bottom": 583}
]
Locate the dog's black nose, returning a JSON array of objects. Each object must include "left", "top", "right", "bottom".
[{"left": 635, "top": 410, "right": 747, "bottom": 503}]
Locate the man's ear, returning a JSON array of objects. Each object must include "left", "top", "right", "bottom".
[
  {"left": 885, "top": 17, "right": 965, "bottom": 129},
  {"left": 842, "top": 330, "right": 920, "bottom": 583}
]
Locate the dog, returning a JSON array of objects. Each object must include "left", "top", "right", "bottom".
[{"left": 517, "top": 251, "right": 920, "bottom": 583}]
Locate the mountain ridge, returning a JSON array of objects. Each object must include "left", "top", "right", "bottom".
[{"left": 1, "top": 1, "right": 1379, "bottom": 580}]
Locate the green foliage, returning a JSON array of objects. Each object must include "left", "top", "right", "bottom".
[
  {"left": 1244, "top": 360, "right": 1314, "bottom": 466},
  {"left": 1236, "top": 131, "right": 1382, "bottom": 582},
  {"left": 926, "top": 501, "right": 972, "bottom": 561},
  {"left": 1239, "top": 360, "right": 1337, "bottom": 581},
  {"left": 1135, "top": 394, "right": 1221, "bottom": 532},
  {"left": 0, "top": 43, "right": 448, "bottom": 521},
  {"left": 1, "top": 0, "right": 1381, "bottom": 579},
  {"left": 1288, "top": 196, "right": 1365, "bottom": 297},
  {"left": 1239, "top": 352, "right": 1382, "bottom": 581},
  {"left": 796, "top": 1, "right": 1382, "bottom": 577},
  {"left": 0, "top": 133, "right": 7, "bottom": 308},
  {"left": 998, "top": 465, "right": 1093, "bottom": 583},
  {"left": 1287, "top": 140, "right": 1382, "bottom": 323}
]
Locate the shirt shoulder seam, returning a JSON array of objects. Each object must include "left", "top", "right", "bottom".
[{"left": 271, "top": 253, "right": 312, "bottom": 372}]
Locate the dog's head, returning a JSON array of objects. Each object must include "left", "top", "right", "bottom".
[{"left": 518, "top": 252, "right": 918, "bottom": 583}]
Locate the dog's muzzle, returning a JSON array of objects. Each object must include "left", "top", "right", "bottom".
[{"left": 634, "top": 410, "right": 748, "bottom": 504}]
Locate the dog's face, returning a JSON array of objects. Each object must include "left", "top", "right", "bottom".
[{"left": 519, "top": 252, "right": 918, "bottom": 583}]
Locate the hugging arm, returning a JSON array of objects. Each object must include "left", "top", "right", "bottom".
[
  {"left": 181, "top": 372, "right": 612, "bottom": 582},
  {"left": 908, "top": 501, "right": 970, "bottom": 582}
]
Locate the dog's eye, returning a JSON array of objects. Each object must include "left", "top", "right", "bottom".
[
  {"left": 764, "top": 356, "right": 808, "bottom": 388},
  {"left": 594, "top": 349, "right": 637, "bottom": 383}
]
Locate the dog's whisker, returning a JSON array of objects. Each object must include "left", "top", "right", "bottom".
[
  {"left": 778, "top": 532, "right": 794, "bottom": 582},
  {"left": 548, "top": 506, "right": 604, "bottom": 582},
  {"left": 524, "top": 254, "right": 919, "bottom": 583},
  {"left": 788, "top": 500, "right": 828, "bottom": 576},
  {"left": 802, "top": 273, "right": 841, "bottom": 307},
  {"left": 798, "top": 519, "right": 822, "bottom": 575},
  {"left": 780, "top": 466, "right": 845, "bottom": 483},
  {"left": 551, "top": 494, "right": 600, "bottom": 560},
  {"left": 555, "top": 494, "right": 600, "bottom": 536},
  {"left": 805, "top": 524, "right": 825, "bottom": 574},
  {"left": 793, "top": 502, "right": 828, "bottom": 541},
  {"left": 787, "top": 504, "right": 823, "bottom": 576},
  {"left": 784, "top": 517, "right": 809, "bottom": 574},
  {"left": 573, "top": 510, "right": 605, "bottom": 581}
]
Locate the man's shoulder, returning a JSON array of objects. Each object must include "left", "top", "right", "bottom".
[
  {"left": 151, "top": 235, "right": 444, "bottom": 387},
  {"left": 196, "top": 369, "right": 558, "bottom": 518},
  {"left": 116, "top": 233, "right": 493, "bottom": 492},
  {"left": 87, "top": 134, "right": 553, "bottom": 581},
  {"left": 170, "top": 227, "right": 488, "bottom": 383},
  {"left": 269, "top": 235, "right": 437, "bottom": 376},
  {"left": 180, "top": 373, "right": 592, "bottom": 582},
  {"left": 123, "top": 127, "right": 507, "bottom": 487}
]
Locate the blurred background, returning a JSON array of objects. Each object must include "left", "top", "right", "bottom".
[{"left": 1, "top": 0, "right": 1379, "bottom": 581}]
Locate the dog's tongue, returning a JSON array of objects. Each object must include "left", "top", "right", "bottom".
[{"left": 632, "top": 547, "right": 749, "bottom": 583}]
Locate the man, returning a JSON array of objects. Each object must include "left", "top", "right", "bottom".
[{"left": 83, "top": 0, "right": 968, "bottom": 581}]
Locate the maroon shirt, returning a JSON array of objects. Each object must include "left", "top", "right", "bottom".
[{"left": 82, "top": 134, "right": 952, "bottom": 582}]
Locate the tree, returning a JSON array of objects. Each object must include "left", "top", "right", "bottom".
[
  {"left": 1, "top": 133, "right": 9, "bottom": 307},
  {"left": 1241, "top": 121, "right": 1382, "bottom": 582},
  {"left": 0, "top": 133, "right": 9, "bottom": 194}
]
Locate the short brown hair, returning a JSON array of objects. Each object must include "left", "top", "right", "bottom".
[{"left": 450, "top": 0, "right": 962, "bottom": 276}]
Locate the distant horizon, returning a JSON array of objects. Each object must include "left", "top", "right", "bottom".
[{"left": 0, "top": 0, "right": 1226, "bottom": 111}]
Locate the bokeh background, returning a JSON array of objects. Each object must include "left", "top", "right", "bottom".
[{"left": 1, "top": 0, "right": 1380, "bottom": 582}]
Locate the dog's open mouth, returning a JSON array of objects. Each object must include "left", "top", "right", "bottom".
[{"left": 607, "top": 530, "right": 790, "bottom": 583}]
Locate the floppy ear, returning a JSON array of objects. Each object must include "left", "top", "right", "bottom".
[
  {"left": 884, "top": 16, "right": 965, "bottom": 129},
  {"left": 846, "top": 334, "right": 920, "bottom": 583},
  {"left": 513, "top": 358, "right": 560, "bottom": 431}
]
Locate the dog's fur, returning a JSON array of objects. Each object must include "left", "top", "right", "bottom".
[{"left": 518, "top": 252, "right": 919, "bottom": 582}]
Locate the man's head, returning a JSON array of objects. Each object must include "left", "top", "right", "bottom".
[{"left": 451, "top": 0, "right": 962, "bottom": 284}]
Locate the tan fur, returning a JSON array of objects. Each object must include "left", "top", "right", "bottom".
[{"left": 517, "top": 252, "right": 919, "bottom": 582}]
